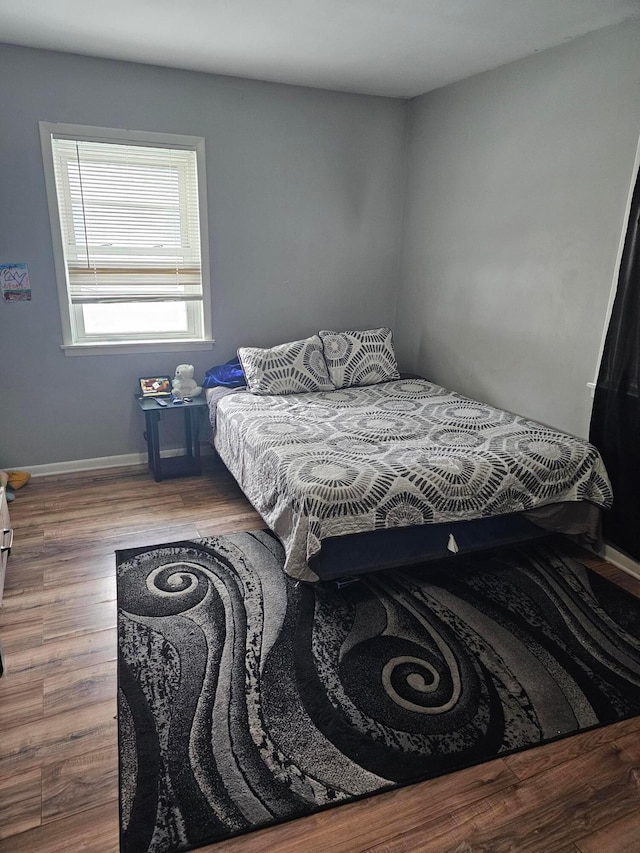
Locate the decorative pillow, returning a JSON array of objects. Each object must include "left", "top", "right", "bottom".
[
  {"left": 238, "top": 335, "right": 334, "bottom": 395},
  {"left": 319, "top": 327, "right": 400, "bottom": 389},
  {"left": 202, "top": 356, "right": 246, "bottom": 389}
]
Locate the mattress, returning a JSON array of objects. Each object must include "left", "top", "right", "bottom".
[{"left": 211, "top": 378, "right": 612, "bottom": 581}]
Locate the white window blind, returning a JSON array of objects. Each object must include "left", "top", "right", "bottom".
[{"left": 51, "top": 138, "right": 203, "bottom": 306}]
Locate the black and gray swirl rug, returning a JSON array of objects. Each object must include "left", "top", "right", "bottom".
[{"left": 116, "top": 533, "right": 640, "bottom": 853}]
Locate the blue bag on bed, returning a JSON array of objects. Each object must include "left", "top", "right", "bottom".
[{"left": 202, "top": 356, "right": 246, "bottom": 388}]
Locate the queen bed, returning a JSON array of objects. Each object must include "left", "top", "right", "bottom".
[{"left": 207, "top": 330, "right": 612, "bottom": 582}]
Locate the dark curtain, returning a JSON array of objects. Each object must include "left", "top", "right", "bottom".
[{"left": 589, "top": 166, "right": 640, "bottom": 559}]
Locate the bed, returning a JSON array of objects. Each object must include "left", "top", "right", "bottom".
[{"left": 209, "top": 363, "right": 612, "bottom": 583}]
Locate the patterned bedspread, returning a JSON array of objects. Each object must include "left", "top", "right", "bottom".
[{"left": 212, "top": 379, "right": 612, "bottom": 582}]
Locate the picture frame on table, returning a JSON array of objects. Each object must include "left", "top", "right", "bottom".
[{"left": 138, "top": 376, "right": 172, "bottom": 397}]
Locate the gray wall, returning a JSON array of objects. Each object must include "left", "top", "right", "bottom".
[
  {"left": 0, "top": 45, "right": 406, "bottom": 466},
  {"left": 396, "top": 21, "right": 640, "bottom": 438}
]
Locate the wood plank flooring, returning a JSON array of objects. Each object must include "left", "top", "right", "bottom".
[{"left": 1, "top": 461, "right": 640, "bottom": 852}]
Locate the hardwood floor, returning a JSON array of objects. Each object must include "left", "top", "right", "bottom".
[{"left": 1, "top": 461, "right": 640, "bottom": 852}]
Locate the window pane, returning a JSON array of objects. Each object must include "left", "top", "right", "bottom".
[{"left": 82, "top": 302, "right": 189, "bottom": 335}]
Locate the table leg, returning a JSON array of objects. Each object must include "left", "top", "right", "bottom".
[
  {"left": 144, "top": 411, "right": 153, "bottom": 470},
  {"left": 147, "top": 410, "right": 162, "bottom": 481},
  {"left": 184, "top": 408, "right": 194, "bottom": 459},
  {"left": 193, "top": 408, "right": 202, "bottom": 467},
  {"left": 183, "top": 407, "right": 202, "bottom": 474}
]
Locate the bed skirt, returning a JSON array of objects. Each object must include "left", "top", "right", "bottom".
[{"left": 309, "top": 501, "right": 601, "bottom": 581}]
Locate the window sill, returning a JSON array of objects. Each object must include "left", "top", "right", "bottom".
[{"left": 61, "top": 339, "right": 215, "bottom": 357}]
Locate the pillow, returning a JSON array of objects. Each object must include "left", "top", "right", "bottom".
[
  {"left": 238, "top": 335, "right": 334, "bottom": 395},
  {"left": 319, "top": 327, "right": 400, "bottom": 389},
  {"left": 202, "top": 356, "right": 246, "bottom": 389}
]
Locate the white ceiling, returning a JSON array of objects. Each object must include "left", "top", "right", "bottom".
[{"left": 2, "top": 0, "right": 639, "bottom": 98}]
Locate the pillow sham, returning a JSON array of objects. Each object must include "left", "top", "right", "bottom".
[
  {"left": 238, "top": 335, "right": 334, "bottom": 395},
  {"left": 319, "top": 327, "right": 400, "bottom": 389}
]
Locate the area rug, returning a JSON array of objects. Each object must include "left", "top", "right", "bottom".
[{"left": 116, "top": 533, "right": 640, "bottom": 853}]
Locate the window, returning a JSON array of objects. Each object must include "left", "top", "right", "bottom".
[{"left": 40, "top": 123, "right": 213, "bottom": 355}]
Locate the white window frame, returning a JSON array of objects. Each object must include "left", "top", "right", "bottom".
[{"left": 40, "top": 122, "right": 214, "bottom": 356}]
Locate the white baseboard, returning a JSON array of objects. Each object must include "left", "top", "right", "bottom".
[
  {"left": 598, "top": 544, "right": 640, "bottom": 581},
  {"left": 17, "top": 445, "right": 213, "bottom": 478}
]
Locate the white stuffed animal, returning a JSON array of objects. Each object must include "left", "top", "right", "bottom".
[{"left": 171, "top": 363, "right": 202, "bottom": 399}]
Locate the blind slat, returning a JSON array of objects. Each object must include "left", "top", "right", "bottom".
[{"left": 71, "top": 294, "right": 203, "bottom": 304}]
